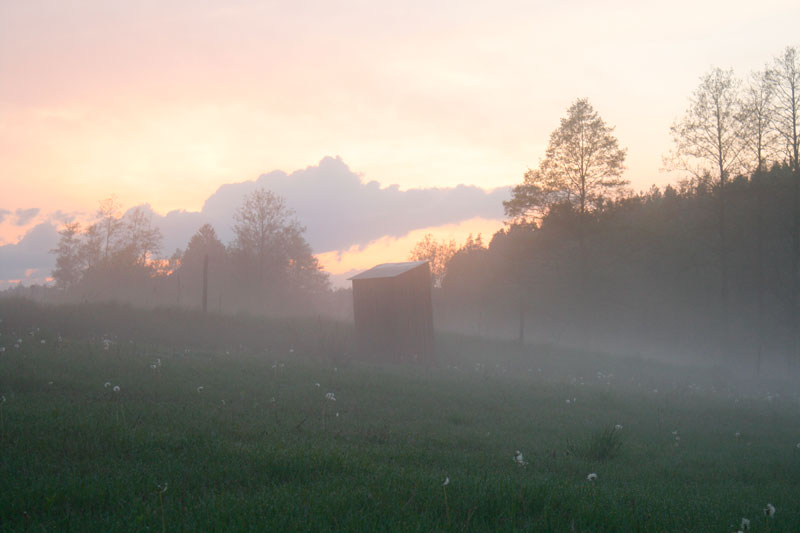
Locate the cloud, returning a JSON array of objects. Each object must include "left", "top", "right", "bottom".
[
  {"left": 0, "top": 222, "right": 59, "bottom": 287},
  {"left": 0, "top": 209, "right": 10, "bottom": 224},
  {"left": 199, "top": 156, "right": 509, "bottom": 252},
  {"left": 14, "top": 207, "right": 40, "bottom": 226}
]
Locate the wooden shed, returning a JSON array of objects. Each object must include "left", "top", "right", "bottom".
[{"left": 349, "top": 261, "right": 434, "bottom": 362}]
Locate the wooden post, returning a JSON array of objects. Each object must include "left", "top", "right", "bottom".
[{"left": 202, "top": 253, "right": 208, "bottom": 314}]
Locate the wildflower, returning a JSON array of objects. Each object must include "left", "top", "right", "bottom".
[
  {"left": 289, "top": 346, "right": 295, "bottom": 354},
  {"left": 113, "top": 385, "right": 120, "bottom": 392},
  {"left": 16, "top": 338, "right": 22, "bottom": 344},
  {"left": 314, "top": 382, "right": 320, "bottom": 387},
  {"left": 764, "top": 503, "right": 775, "bottom": 517},
  {"left": 0, "top": 347, "right": 5, "bottom": 352},
  {"left": 13, "top": 343, "right": 19, "bottom": 349},
  {"left": 796, "top": 442, "right": 800, "bottom": 449},
  {"left": 735, "top": 432, "right": 741, "bottom": 438},
  {"left": 671, "top": 430, "right": 678, "bottom": 435},
  {"left": 615, "top": 424, "right": 623, "bottom": 430},
  {"left": 150, "top": 364, "right": 157, "bottom": 370},
  {"left": 197, "top": 386, "right": 204, "bottom": 393},
  {"left": 741, "top": 517, "right": 750, "bottom": 530},
  {"left": 442, "top": 476, "right": 450, "bottom": 486},
  {"left": 104, "top": 382, "right": 111, "bottom": 388},
  {"left": 270, "top": 397, "right": 276, "bottom": 403},
  {"left": 47, "top": 381, "right": 53, "bottom": 386},
  {"left": 514, "top": 450, "right": 527, "bottom": 466},
  {"left": 158, "top": 482, "right": 168, "bottom": 493},
  {"left": 40, "top": 339, "right": 45, "bottom": 344},
  {"left": 565, "top": 399, "right": 571, "bottom": 405},
  {"left": 587, "top": 472, "right": 597, "bottom": 481},
  {"left": 325, "top": 392, "right": 336, "bottom": 401},
  {"left": 1, "top": 395, "right": 5, "bottom": 402}
]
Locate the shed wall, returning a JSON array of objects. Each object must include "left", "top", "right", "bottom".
[{"left": 352, "top": 263, "right": 433, "bottom": 361}]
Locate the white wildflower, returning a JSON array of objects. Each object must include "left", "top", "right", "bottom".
[
  {"left": 325, "top": 392, "right": 336, "bottom": 401},
  {"left": 514, "top": 450, "right": 527, "bottom": 466},
  {"left": 270, "top": 397, "right": 276, "bottom": 403},
  {"left": 735, "top": 432, "right": 741, "bottom": 438},
  {"left": 158, "top": 482, "right": 168, "bottom": 493},
  {"left": 0, "top": 347, "right": 5, "bottom": 352},
  {"left": 314, "top": 382, "right": 320, "bottom": 388},
  {"left": 671, "top": 430, "right": 678, "bottom": 435},
  {"left": 150, "top": 364, "right": 157, "bottom": 370},
  {"left": 16, "top": 338, "right": 22, "bottom": 344},
  {"left": 764, "top": 503, "right": 775, "bottom": 518},
  {"left": 104, "top": 382, "right": 111, "bottom": 389},
  {"left": 442, "top": 476, "right": 450, "bottom": 486},
  {"left": 565, "top": 399, "right": 571, "bottom": 405},
  {"left": 587, "top": 472, "right": 597, "bottom": 481},
  {"left": 615, "top": 424, "right": 623, "bottom": 430},
  {"left": 741, "top": 517, "right": 750, "bottom": 530},
  {"left": 113, "top": 385, "right": 120, "bottom": 392},
  {"left": 1, "top": 395, "right": 6, "bottom": 403},
  {"left": 197, "top": 386, "right": 204, "bottom": 393},
  {"left": 13, "top": 343, "right": 19, "bottom": 349},
  {"left": 40, "top": 339, "right": 46, "bottom": 344}
]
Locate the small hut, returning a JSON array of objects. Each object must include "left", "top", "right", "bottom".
[{"left": 349, "top": 261, "right": 434, "bottom": 362}]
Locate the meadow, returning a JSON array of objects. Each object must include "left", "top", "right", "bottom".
[{"left": 1, "top": 300, "right": 799, "bottom": 531}]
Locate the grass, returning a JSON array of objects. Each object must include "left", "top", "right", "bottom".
[{"left": 1, "top": 299, "right": 799, "bottom": 530}]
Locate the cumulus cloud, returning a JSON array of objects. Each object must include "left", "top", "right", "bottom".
[
  {"left": 198, "top": 156, "right": 509, "bottom": 252},
  {"left": 14, "top": 207, "right": 40, "bottom": 226},
  {"left": 0, "top": 209, "right": 10, "bottom": 224}
]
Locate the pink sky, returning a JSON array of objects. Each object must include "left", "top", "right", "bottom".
[{"left": 1, "top": 1, "right": 799, "bottom": 282}]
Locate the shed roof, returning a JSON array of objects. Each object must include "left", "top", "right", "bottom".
[{"left": 348, "top": 260, "right": 429, "bottom": 281}]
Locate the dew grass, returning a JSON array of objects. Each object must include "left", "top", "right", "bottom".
[{"left": 0, "top": 301, "right": 799, "bottom": 530}]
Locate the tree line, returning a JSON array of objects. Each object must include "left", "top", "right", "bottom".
[
  {"left": 411, "top": 45, "right": 799, "bottom": 372},
  {"left": 48, "top": 189, "right": 330, "bottom": 315}
]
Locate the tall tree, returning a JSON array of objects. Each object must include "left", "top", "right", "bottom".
[
  {"left": 505, "top": 98, "right": 627, "bottom": 304},
  {"left": 230, "top": 188, "right": 327, "bottom": 309},
  {"left": 96, "top": 195, "right": 124, "bottom": 260},
  {"left": 506, "top": 99, "right": 628, "bottom": 224},
  {"left": 740, "top": 69, "right": 780, "bottom": 373},
  {"left": 668, "top": 67, "right": 745, "bottom": 351},
  {"left": 767, "top": 46, "right": 800, "bottom": 367},
  {"left": 50, "top": 221, "right": 83, "bottom": 289}
]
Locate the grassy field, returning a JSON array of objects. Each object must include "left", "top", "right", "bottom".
[{"left": 1, "top": 300, "right": 799, "bottom": 531}]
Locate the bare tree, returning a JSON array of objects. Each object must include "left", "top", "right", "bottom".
[
  {"left": 96, "top": 195, "right": 124, "bottom": 260},
  {"left": 766, "top": 46, "right": 800, "bottom": 367},
  {"left": 122, "top": 206, "right": 162, "bottom": 265},
  {"left": 740, "top": 69, "right": 780, "bottom": 373},
  {"left": 539, "top": 98, "right": 628, "bottom": 220},
  {"left": 668, "top": 67, "right": 745, "bottom": 350},
  {"left": 409, "top": 233, "right": 458, "bottom": 287}
]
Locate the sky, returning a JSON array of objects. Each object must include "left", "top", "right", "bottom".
[{"left": 1, "top": 1, "right": 799, "bottom": 287}]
